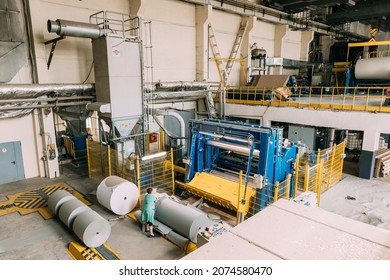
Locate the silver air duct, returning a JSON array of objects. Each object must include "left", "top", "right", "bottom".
[
  {"left": 0, "top": 83, "right": 94, "bottom": 99},
  {"left": 47, "top": 19, "right": 103, "bottom": 39},
  {"left": 0, "top": 83, "right": 95, "bottom": 119}
]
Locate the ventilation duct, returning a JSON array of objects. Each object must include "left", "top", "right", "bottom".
[
  {"left": 0, "top": 83, "right": 95, "bottom": 119},
  {"left": 0, "top": 0, "right": 27, "bottom": 82}
]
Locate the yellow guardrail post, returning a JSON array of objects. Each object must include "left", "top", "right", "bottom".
[
  {"left": 286, "top": 174, "right": 291, "bottom": 199},
  {"left": 236, "top": 171, "right": 243, "bottom": 225},
  {"left": 327, "top": 144, "right": 336, "bottom": 189},
  {"left": 294, "top": 152, "right": 300, "bottom": 198},
  {"left": 86, "top": 139, "right": 91, "bottom": 178},
  {"left": 317, "top": 160, "right": 324, "bottom": 206},
  {"left": 304, "top": 163, "right": 310, "bottom": 192},
  {"left": 107, "top": 145, "right": 111, "bottom": 176},
  {"left": 136, "top": 156, "right": 141, "bottom": 206},
  {"left": 274, "top": 181, "right": 279, "bottom": 202},
  {"left": 339, "top": 140, "right": 346, "bottom": 180},
  {"left": 170, "top": 148, "right": 175, "bottom": 195}
]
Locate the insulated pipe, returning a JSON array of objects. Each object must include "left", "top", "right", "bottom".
[
  {"left": 157, "top": 110, "right": 186, "bottom": 148},
  {"left": 47, "top": 19, "right": 103, "bottom": 39},
  {"left": 206, "top": 139, "right": 260, "bottom": 158},
  {"left": 155, "top": 81, "right": 210, "bottom": 90},
  {"left": 0, "top": 83, "right": 95, "bottom": 99}
]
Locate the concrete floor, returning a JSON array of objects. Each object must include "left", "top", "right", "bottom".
[
  {"left": 0, "top": 163, "right": 185, "bottom": 260},
  {"left": 2, "top": 159, "right": 390, "bottom": 260}
]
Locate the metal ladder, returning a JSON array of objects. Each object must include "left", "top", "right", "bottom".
[
  {"left": 208, "top": 24, "right": 228, "bottom": 85},
  {"left": 225, "top": 20, "right": 248, "bottom": 84},
  {"left": 208, "top": 20, "right": 248, "bottom": 86}
]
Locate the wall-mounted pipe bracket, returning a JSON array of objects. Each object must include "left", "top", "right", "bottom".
[{"left": 44, "top": 36, "right": 65, "bottom": 69}]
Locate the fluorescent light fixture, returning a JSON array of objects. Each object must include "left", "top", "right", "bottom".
[{"left": 141, "top": 151, "right": 167, "bottom": 161}]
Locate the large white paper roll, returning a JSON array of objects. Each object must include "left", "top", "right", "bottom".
[
  {"left": 58, "top": 199, "right": 89, "bottom": 228},
  {"left": 72, "top": 210, "right": 111, "bottom": 248},
  {"left": 48, "top": 189, "right": 76, "bottom": 215},
  {"left": 155, "top": 197, "right": 210, "bottom": 243},
  {"left": 97, "top": 176, "right": 139, "bottom": 215},
  {"left": 355, "top": 57, "right": 390, "bottom": 80}
]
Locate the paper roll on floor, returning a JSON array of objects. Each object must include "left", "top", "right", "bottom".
[
  {"left": 97, "top": 176, "right": 139, "bottom": 215},
  {"left": 48, "top": 189, "right": 76, "bottom": 215},
  {"left": 155, "top": 197, "right": 211, "bottom": 243},
  {"left": 58, "top": 199, "right": 89, "bottom": 228},
  {"left": 72, "top": 210, "right": 111, "bottom": 248}
]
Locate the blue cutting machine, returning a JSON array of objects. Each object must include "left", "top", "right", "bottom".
[{"left": 184, "top": 119, "right": 298, "bottom": 210}]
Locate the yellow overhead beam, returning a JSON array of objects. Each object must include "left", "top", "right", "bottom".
[{"left": 348, "top": 40, "right": 390, "bottom": 48}]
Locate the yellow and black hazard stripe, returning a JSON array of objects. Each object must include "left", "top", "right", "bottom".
[{"left": 0, "top": 182, "right": 91, "bottom": 219}]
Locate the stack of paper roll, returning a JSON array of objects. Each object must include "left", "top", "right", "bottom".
[
  {"left": 73, "top": 210, "right": 111, "bottom": 248},
  {"left": 48, "top": 189, "right": 76, "bottom": 215},
  {"left": 97, "top": 176, "right": 139, "bottom": 215},
  {"left": 48, "top": 190, "right": 111, "bottom": 248},
  {"left": 58, "top": 199, "right": 89, "bottom": 228}
]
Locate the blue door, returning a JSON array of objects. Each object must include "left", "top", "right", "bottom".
[{"left": 0, "top": 141, "right": 25, "bottom": 184}]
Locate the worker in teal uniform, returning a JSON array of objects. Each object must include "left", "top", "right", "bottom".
[{"left": 141, "top": 187, "right": 157, "bottom": 237}]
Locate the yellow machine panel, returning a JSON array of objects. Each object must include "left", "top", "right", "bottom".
[{"left": 181, "top": 172, "right": 256, "bottom": 215}]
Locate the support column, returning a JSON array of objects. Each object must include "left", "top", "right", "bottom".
[
  {"left": 33, "top": 108, "right": 59, "bottom": 178},
  {"left": 130, "top": 0, "right": 143, "bottom": 15},
  {"left": 241, "top": 16, "right": 256, "bottom": 85},
  {"left": 359, "top": 129, "right": 380, "bottom": 179},
  {"left": 272, "top": 24, "right": 287, "bottom": 75},
  {"left": 195, "top": 5, "right": 212, "bottom": 82},
  {"left": 300, "top": 30, "right": 314, "bottom": 61}
]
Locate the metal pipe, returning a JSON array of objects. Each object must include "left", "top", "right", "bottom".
[
  {"left": 155, "top": 81, "right": 210, "bottom": 91},
  {"left": 144, "top": 90, "right": 207, "bottom": 100},
  {"left": 199, "top": 130, "right": 249, "bottom": 144},
  {"left": 206, "top": 139, "right": 260, "bottom": 157},
  {"left": 47, "top": 19, "right": 103, "bottom": 39},
  {"left": 0, "top": 96, "right": 94, "bottom": 103},
  {"left": 0, "top": 83, "right": 95, "bottom": 98},
  {"left": 0, "top": 101, "right": 91, "bottom": 111},
  {"left": 156, "top": 110, "right": 186, "bottom": 148}
]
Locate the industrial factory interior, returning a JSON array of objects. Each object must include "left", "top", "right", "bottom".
[{"left": 2, "top": 0, "right": 390, "bottom": 262}]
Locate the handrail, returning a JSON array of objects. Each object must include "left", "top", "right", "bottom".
[{"left": 218, "top": 85, "right": 390, "bottom": 113}]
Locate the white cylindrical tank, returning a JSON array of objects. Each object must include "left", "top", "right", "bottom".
[
  {"left": 97, "top": 176, "right": 139, "bottom": 215},
  {"left": 155, "top": 197, "right": 210, "bottom": 243},
  {"left": 58, "top": 199, "right": 89, "bottom": 228},
  {"left": 355, "top": 57, "right": 390, "bottom": 80},
  {"left": 72, "top": 210, "right": 111, "bottom": 248},
  {"left": 48, "top": 189, "right": 76, "bottom": 215}
]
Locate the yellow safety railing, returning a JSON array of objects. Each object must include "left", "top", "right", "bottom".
[
  {"left": 63, "top": 137, "right": 76, "bottom": 159},
  {"left": 87, "top": 140, "right": 175, "bottom": 206},
  {"left": 220, "top": 86, "right": 390, "bottom": 113},
  {"left": 293, "top": 140, "right": 346, "bottom": 206}
]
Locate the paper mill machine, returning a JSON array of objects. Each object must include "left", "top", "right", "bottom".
[{"left": 179, "top": 119, "right": 299, "bottom": 215}]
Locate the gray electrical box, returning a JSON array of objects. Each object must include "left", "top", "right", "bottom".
[{"left": 288, "top": 125, "right": 316, "bottom": 150}]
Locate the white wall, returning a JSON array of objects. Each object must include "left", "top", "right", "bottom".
[
  {"left": 32, "top": 0, "right": 130, "bottom": 83},
  {"left": 251, "top": 21, "right": 275, "bottom": 58},
  {"left": 135, "top": 0, "right": 196, "bottom": 82},
  {"left": 282, "top": 29, "right": 302, "bottom": 60}
]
